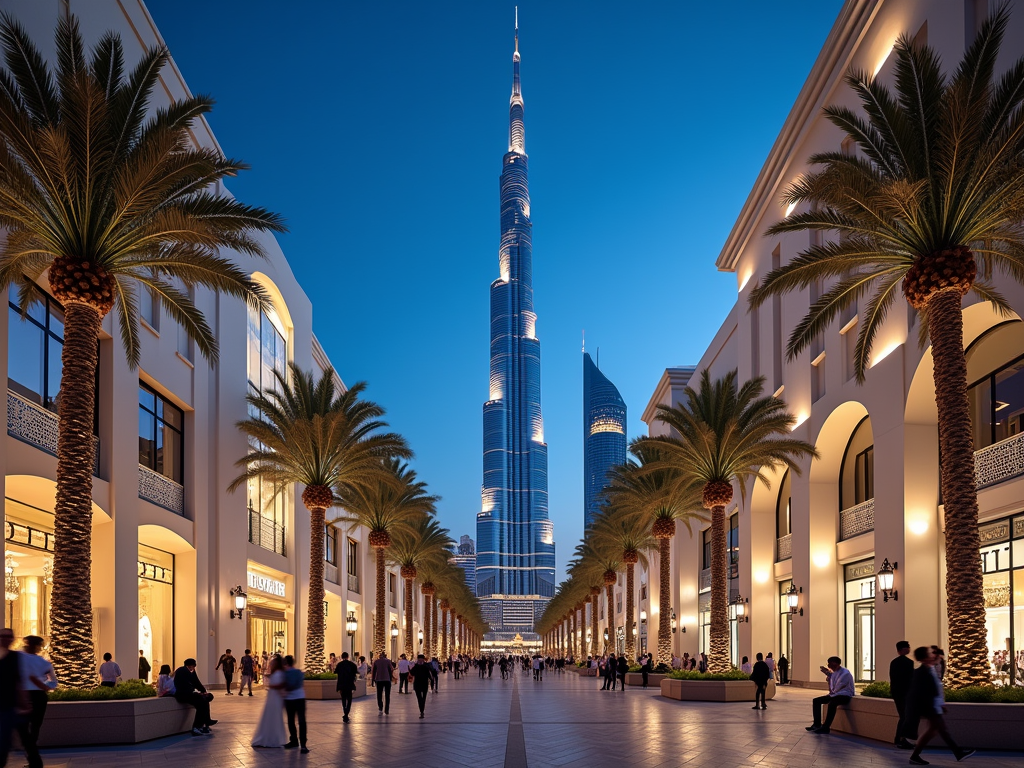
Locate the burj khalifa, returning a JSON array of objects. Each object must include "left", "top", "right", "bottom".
[{"left": 476, "top": 13, "right": 555, "bottom": 642}]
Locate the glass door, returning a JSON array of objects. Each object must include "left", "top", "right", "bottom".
[{"left": 852, "top": 602, "right": 875, "bottom": 682}]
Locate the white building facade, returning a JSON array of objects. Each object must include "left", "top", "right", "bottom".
[
  {"left": 586, "top": 0, "right": 1024, "bottom": 687},
  {"left": 1, "top": 0, "right": 429, "bottom": 684}
]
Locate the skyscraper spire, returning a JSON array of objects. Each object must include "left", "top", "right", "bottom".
[{"left": 509, "top": 8, "right": 524, "bottom": 153}]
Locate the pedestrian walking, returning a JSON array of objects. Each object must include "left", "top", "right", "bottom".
[
  {"left": 98, "top": 652, "right": 121, "bottom": 687},
  {"left": 410, "top": 654, "right": 432, "bottom": 718},
  {"left": 778, "top": 654, "right": 789, "bottom": 685},
  {"left": 138, "top": 650, "right": 151, "bottom": 682},
  {"left": 250, "top": 655, "right": 286, "bottom": 748},
  {"left": 907, "top": 646, "right": 974, "bottom": 765},
  {"left": 397, "top": 654, "right": 410, "bottom": 693},
  {"left": 765, "top": 652, "right": 776, "bottom": 682},
  {"left": 282, "top": 656, "right": 308, "bottom": 753},
  {"left": 640, "top": 654, "right": 652, "bottom": 688},
  {"left": 805, "top": 656, "right": 854, "bottom": 734},
  {"left": 430, "top": 656, "right": 440, "bottom": 692},
  {"left": 371, "top": 651, "right": 395, "bottom": 715},
  {"left": 616, "top": 654, "right": 628, "bottom": 690},
  {"left": 19, "top": 635, "right": 56, "bottom": 768},
  {"left": 750, "top": 652, "right": 770, "bottom": 710},
  {"left": 889, "top": 641, "right": 915, "bottom": 749},
  {"left": 335, "top": 652, "right": 358, "bottom": 723},
  {"left": 216, "top": 649, "right": 237, "bottom": 694},
  {"left": 239, "top": 649, "right": 256, "bottom": 696},
  {"left": 0, "top": 628, "right": 22, "bottom": 767}
]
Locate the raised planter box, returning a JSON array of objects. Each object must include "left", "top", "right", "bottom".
[
  {"left": 581, "top": 667, "right": 598, "bottom": 677},
  {"left": 624, "top": 672, "right": 667, "bottom": 687},
  {"left": 38, "top": 697, "right": 192, "bottom": 747},
  {"left": 827, "top": 696, "right": 1024, "bottom": 751},
  {"left": 660, "top": 678, "right": 776, "bottom": 702},
  {"left": 304, "top": 678, "right": 367, "bottom": 700}
]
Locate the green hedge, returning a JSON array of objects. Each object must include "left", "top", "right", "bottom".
[
  {"left": 667, "top": 669, "right": 751, "bottom": 681},
  {"left": 49, "top": 679, "right": 156, "bottom": 701},
  {"left": 860, "top": 680, "right": 1024, "bottom": 703},
  {"left": 304, "top": 672, "right": 337, "bottom": 680}
]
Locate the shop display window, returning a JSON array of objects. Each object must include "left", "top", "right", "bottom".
[
  {"left": 138, "top": 544, "right": 174, "bottom": 680},
  {"left": 4, "top": 499, "right": 54, "bottom": 649},
  {"left": 980, "top": 515, "right": 1024, "bottom": 685}
]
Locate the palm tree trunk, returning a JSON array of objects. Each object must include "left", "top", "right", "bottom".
[
  {"left": 658, "top": 535, "right": 673, "bottom": 667},
  {"left": 929, "top": 289, "right": 988, "bottom": 686},
  {"left": 50, "top": 303, "right": 102, "bottom": 689},
  {"left": 709, "top": 504, "right": 730, "bottom": 673},
  {"left": 374, "top": 545, "right": 386, "bottom": 658},
  {"left": 606, "top": 584, "right": 614, "bottom": 653},
  {"left": 423, "top": 593, "right": 432, "bottom": 658},
  {"left": 404, "top": 578, "right": 414, "bottom": 658},
  {"left": 441, "top": 608, "right": 448, "bottom": 661},
  {"left": 625, "top": 563, "right": 635, "bottom": 660},
  {"left": 431, "top": 596, "right": 438, "bottom": 659},
  {"left": 591, "top": 595, "right": 599, "bottom": 656},
  {"left": 305, "top": 505, "right": 327, "bottom": 673}
]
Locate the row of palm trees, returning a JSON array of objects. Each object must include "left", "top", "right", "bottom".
[
  {"left": 541, "top": 9, "right": 1024, "bottom": 687},
  {"left": 538, "top": 370, "right": 815, "bottom": 674},
  {"left": 0, "top": 14, "right": 484, "bottom": 686}
]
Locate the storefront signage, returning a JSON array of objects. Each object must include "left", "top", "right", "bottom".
[{"left": 248, "top": 572, "right": 286, "bottom": 597}]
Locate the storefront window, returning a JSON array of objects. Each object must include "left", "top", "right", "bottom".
[
  {"left": 777, "top": 471, "right": 792, "bottom": 539},
  {"left": 779, "top": 579, "right": 793, "bottom": 672},
  {"left": 138, "top": 544, "right": 174, "bottom": 680},
  {"left": 969, "top": 355, "right": 1024, "bottom": 450},
  {"left": 844, "top": 559, "right": 875, "bottom": 683},
  {"left": 138, "top": 384, "right": 184, "bottom": 484},
  {"left": 246, "top": 565, "right": 290, "bottom": 657},
  {"left": 247, "top": 303, "right": 287, "bottom": 399},
  {"left": 325, "top": 525, "right": 337, "bottom": 565},
  {"left": 980, "top": 515, "right": 1024, "bottom": 685},
  {"left": 4, "top": 499, "right": 54, "bottom": 649},
  {"left": 698, "top": 593, "right": 710, "bottom": 657}
]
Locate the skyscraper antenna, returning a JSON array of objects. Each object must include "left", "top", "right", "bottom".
[
  {"left": 582, "top": 330, "right": 585, "bottom": 354},
  {"left": 597, "top": 347, "right": 600, "bottom": 369},
  {"left": 515, "top": 6, "right": 518, "bottom": 31}
]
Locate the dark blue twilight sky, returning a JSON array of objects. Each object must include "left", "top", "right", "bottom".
[{"left": 146, "top": 1, "right": 844, "bottom": 581}]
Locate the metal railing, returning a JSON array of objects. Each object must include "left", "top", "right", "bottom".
[
  {"left": 776, "top": 533, "right": 792, "bottom": 561},
  {"left": 840, "top": 498, "right": 875, "bottom": 540},
  {"left": 138, "top": 464, "right": 184, "bottom": 515},
  {"left": 324, "top": 562, "right": 339, "bottom": 585},
  {"left": 8, "top": 390, "right": 99, "bottom": 475},
  {"left": 347, "top": 573, "right": 360, "bottom": 593},
  {"left": 248, "top": 505, "right": 286, "bottom": 556},
  {"left": 974, "top": 432, "right": 1024, "bottom": 489}
]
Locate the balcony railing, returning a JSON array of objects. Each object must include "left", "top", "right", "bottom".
[
  {"left": 8, "top": 390, "right": 99, "bottom": 475},
  {"left": 776, "top": 533, "right": 792, "bottom": 561},
  {"left": 840, "top": 498, "right": 875, "bottom": 540},
  {"left": 347, "top": 573, "right": 360, "bottom": 593},
  {"left": 699, "top": 567, "right": 711, "bottom": 591},
  {"left": 325, "top": 562, "right": 339, "bottom": 585},
  {"left": 248, "top": 505, "right": 286, "bottom": 556},
  {"left": 138, "top": 464, "right": 184, "bottom": 515},
  {"left": 974, "top": 432, "right": 1024, "bottom": 489}
]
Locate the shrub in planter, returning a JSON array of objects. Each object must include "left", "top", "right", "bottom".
[
  {"left": 305, "top": 672, "right": 338, "bottom": 680},
  {"left": 628, "top": 665, "right": 641, "bottom": 673},
  {"left": 861, "top": 681, "right": 891, "bottom": 698},
  {"left": 859, "top": 680, "right": 1023, "bottom": 703},
  {"left": 49, "top": 680, "right": 156, "bottom": 701},
  {"left": 667, "top": 669, "right": 751, "bottom": 681},
  {"left": 653, "top": 663, "right": 671, "bottom": 674}
]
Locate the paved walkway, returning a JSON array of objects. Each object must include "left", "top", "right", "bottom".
[{"left": 36, "top": 670, "right": 1021, "bottom": 768}]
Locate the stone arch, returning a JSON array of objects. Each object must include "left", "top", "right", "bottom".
[{"left": 5, "top": 474, "right": 110, "bottom": 523}]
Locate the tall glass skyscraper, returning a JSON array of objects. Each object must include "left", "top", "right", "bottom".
[
  {"left": 476, "top": 17, "right": 555, "bottom": 642},
  {"left": 583, "top": 351, "right": 627, "bottom": 529}
]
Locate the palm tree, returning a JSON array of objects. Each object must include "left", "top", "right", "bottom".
[
  {"left": 748, "top": 10, "right": 1024, "bottom": 686},
  {"left": 654, "top": 370, "right": 817, "bottom": 672},
  {"left": 230, "top": 365, "right": 409, "bottom": 672},
  {"left": 591, "top": 502, "right": 653, "bottom": 661},
  {"left": 612, "top": 439, "right": 705, "bottom": 666},
  {"left": 0, "top": 16, "right": 285, "bottom": 687},
  {"left": 389, "top": 515, "right": 452, "bottom": 658},
  {"left": 340, "top": 460, "right": 437, "bottom": 659}
]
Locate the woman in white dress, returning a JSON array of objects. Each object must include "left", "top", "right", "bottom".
[{"left": 251, "top": 655, "right": 287, "bottom": 748}]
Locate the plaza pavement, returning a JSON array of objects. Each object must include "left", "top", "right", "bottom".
[{"left": 34, "top": 669, "right": 1022, "bottom": 768}]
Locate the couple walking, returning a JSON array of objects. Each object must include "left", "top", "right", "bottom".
[{"left": 250, "top": 655, "right": 308, "bottom": 753}]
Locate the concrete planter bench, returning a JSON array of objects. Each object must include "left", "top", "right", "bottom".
[
  {"left": 827, "top": 696, "right": 1024, "bottom": 751},
  {"left": 624, "top": 672, "right": 668, "bottom": 686},
  {"left": 38, "top": 696, "right": 192, "bottom": 747},
  {"left": 660, "top": 678, "right": 776, "bottom": 702},
  {"left": 304, "top": 678, "right": 367, "bottom": 700},
  {"left": 580, "top": 667, "right": 598, "bottom": 677}
]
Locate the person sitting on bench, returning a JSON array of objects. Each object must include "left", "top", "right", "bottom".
[{"left": 805, "top": 656, "right": 854, "bottom": 734}]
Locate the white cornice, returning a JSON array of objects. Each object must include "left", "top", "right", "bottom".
[{"left": 715, "top": 0, "right": 884, "bottom": 272}]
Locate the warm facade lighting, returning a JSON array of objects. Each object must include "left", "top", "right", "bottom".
[
  {"left": 230, "top": 585, "right": 247, "bottom": 620},
  {"left": 346, "top": 612, "right": 358, "bottom": 636},
  {"left": 877, "top": 558, "right": 898, "bottom": 602}
]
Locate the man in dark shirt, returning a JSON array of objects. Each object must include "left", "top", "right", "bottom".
[
  {"left": 889, "top": 640, "right": 915, "bottom": 748},
  {"left": 215, "top": 649, "right": 236, "bottom": 695},
  {"left": 173, "top": 658, "right": 216, "bottom": 734},
  {"left": 750, "top": 652, "right": 771, "bottom": 710},
  {"left": 0, "top": 628, "right": 23, "bottom": 767},
  {"left": 335, "top": 652, "right": 359, "bottom": 723},
  {"left": 409, "top": 654, "right": 433, "bottom": 718}
]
